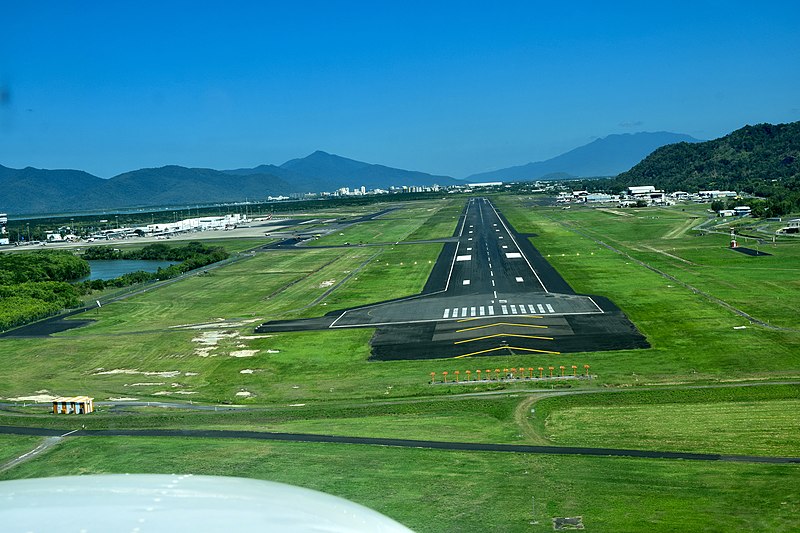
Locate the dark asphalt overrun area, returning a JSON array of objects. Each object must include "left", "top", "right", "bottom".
[{"left": 0, "top": 425, "right": 796, "bottom": 465}]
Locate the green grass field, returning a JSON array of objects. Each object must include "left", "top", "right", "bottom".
[
  {"left": 529, "top": 384, "right": 800, "bottom": 456},
  {"left": 1, "top": 437, "right": 797, "bottom": 532},
  {"left": 1, "top": 194, "right": 799, "bottom": 532}
]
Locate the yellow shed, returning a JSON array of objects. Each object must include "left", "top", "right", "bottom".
[{"left": 52, "top": 396, "right": 94, "bottom": 414}]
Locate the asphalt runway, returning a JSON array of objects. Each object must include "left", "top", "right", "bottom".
[
  {"left": 0, "top": 425, "right": 796, "bottom": 464},
  {"left": 257, "top": 198, "right": 649, "bottom": 360}
]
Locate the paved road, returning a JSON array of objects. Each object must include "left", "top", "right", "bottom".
[
  {"left": 0, "top": 425, "right": 796, "bottom": 465},
  {"left": 258, "top": 198, "right": 648, "bottom": 359}
]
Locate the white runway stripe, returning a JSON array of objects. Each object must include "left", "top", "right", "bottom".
[
  {"left": 470, "top": 306, "right": 476, "bottom": 316},
  {"left": 537, "top": 304, "right": 546, "bottom": 313},
  {"left": 510, "top": 304, "right": 518, "bottom": 314},
  {"left": 488, "top": 305, "right": 495, "bottom": 315},
  {"left": 501, "top": 305, "right": 508, "bottom": 314},
  {"left": 528, "top": 304, "right": 536, "bottom": 313},
  {"left": 546, "top": 304, "right": 555, "bottom": 313},
  {"left": 443, "top": 308, "right": 450, "bottom": 319},
  {"left": 479, "top": 306, "right": 485, "bottom": 316}
]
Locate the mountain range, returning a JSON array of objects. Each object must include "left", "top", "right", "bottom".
[
  {"left": 0, "top": 151, "right": 460, "bottom": 215},
  {"left": 1, "top": 132, "right": 697, "bottom": 215},
  {"left": 466, "top": 132, "right": 700, "bottom": 182}
]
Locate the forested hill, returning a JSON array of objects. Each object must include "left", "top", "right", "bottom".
[{"left": 615, "top": 121, "right": 800, "bottom": 198}]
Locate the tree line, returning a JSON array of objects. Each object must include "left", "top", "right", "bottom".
[
  {"left": 0, "top": 251, "right": 87, "bottom": 330},
  {"left": 77, "top": 242, "right": 229, "bottom": 292},
  {"left": 0, "top": 242, "right": 229, "bottom": 331}
]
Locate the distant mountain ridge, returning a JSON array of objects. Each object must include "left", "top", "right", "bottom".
[
  {"left": 0, "top": 151, "right": 459, "bottom": 215},
  {"left": 466, "top": 132, "right": 701, "bottom": 182}
]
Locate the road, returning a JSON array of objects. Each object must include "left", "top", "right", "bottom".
[{"left": 0, "top": 425, "right": 796, "bottom": 465}]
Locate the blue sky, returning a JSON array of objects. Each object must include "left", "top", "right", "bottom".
[{"left": 1, "top": 1, "right": 798, "bottom": 178}]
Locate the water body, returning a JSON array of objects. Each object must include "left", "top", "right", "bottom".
[{"left": 81, "top": 260, "right": 176, "bottom": 281}]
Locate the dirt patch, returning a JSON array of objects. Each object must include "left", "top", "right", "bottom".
[
  {"left": 230, "top": 350, "right": 260, "bottom": 358},
  {"left": 93, "top": 369, "right": 181, "bottom": 378},
  {"left": 108, "top": 397, "right": 139, "bottom": 401},
  {"left": 5, "top": 393, "right": 59, "bottom": 402},
  {"left": 153, "top": 391, "right": 197, "bottom": 396},
  {"left": 191, "top": 330, "right": 242, "bottom": 357},
  {"left": 319, "top": 279, "right": 336, "bottom": 288},
  {"left": 235, "top": 391, "right": 253, "bottom": 397}
]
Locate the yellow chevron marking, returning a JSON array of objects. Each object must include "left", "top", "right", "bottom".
[
  {"left": 454, "top": 345, "right": 561, "bottom": 358},
  {"left": 456, "top": 322, "right": 547, "bottom": 333},
  {"left": 454, "top": 333, "right": 553, "bottom": 345}
]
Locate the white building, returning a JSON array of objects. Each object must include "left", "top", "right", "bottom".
[
  {"left": 627, "top": 185, "right": 656, "bottom": 196},
  {"left": 778, "top": 219, "right": 800, "bottom": 234},
  {"left": 625, "top": 185, "right": 666, "bottom": 205},
  {"left": 146, "top": 214, "right": 246, "bottom": 236},
  {"left": 699, "top": 190, "right": 737, "bottom": 199}
]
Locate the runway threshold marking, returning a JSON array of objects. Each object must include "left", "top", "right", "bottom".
[
  {"left": 454, "top": 345, "right": 561, "bottom": 358},
  {"left": 456, "top": 322, "right": 548, "bottom": 333},
  {"left": 454, "top": 333, "right": 554, "bottom": 344}
]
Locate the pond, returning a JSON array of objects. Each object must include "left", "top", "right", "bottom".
[{"left": 80, "top": 260, "right": 176, "bottom": 281}]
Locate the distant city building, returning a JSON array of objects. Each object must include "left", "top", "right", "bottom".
[
  {"left": 468, "top": 182, "right": 503, "bottom": 188},
  {"left": 0, "top": 213, "right": 7, "bottom": 245}
]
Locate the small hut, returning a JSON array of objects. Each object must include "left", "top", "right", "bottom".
[{"left": 52, "top": 396, "right": 94, "bottom": 414}]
